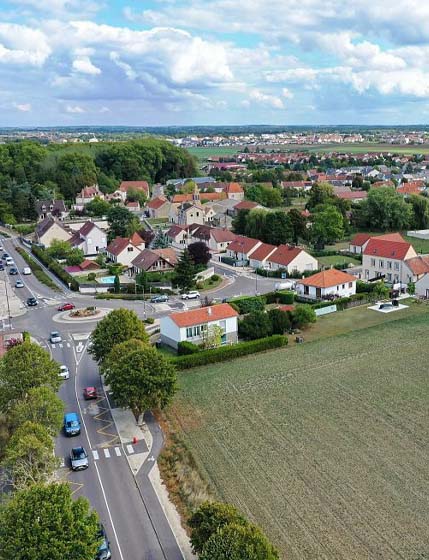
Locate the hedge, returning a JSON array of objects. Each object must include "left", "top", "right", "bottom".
[
  {"left": 177, "top": 341, "right": 200, "bottom": 355},
  {"left": 16, "top": 247, "right": 60, "bottom": 291},
  {"left": 171, "top": 335, "right": 288, "bottom": 369},
  {"left": 95, "top": 293, "right": 151, "bottom": 300},
  {"left": 228, "top": 295, "right": 266, "bottom": 314},
  {"left": 31, "top": 245, "right": 79, "bottom": 291},
  {"left": 265, "top": 290, "right": 295, "bottom": 304}
]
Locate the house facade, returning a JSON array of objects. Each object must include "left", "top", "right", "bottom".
[
  {"left": 69, "top": 221, "right": 107, "bottom": 256},
  {"left": 74, "top": 185, "right": 104, "bottom": 211},
  {"left": 362, "top": 234, "right": 417, "bottom": 286},
  {"left": 106, "top": 233, "right": 145, "bottom": 266},
  {"left": 35, "top": 199, "right": 68, "bottom": 222},
  {"left": 265, "top": 245, "right": 318, "bottom": 273},
  {"left": 35, "top": 216, "right": 72, "bottom": 247},
  {"left": 226, "top": 236, "right": 262, "bottom": 264},
  {"left": 160, "top": 304, "right": 239, "bottom": 349},
  {"left": 146, "top": 197, "right": 170, "bottom": 218},
  {"left": 131, "top": 248, "right": 177, "bottom": 274},
  {"left": 349, "top": 233, "right": 371, "bottom": 254},
  {"left": 248, "top": 243, "right": 277, "bottom": 269},
  {"left": 296, "top": 269, "right": 357, "bottom": 300}
]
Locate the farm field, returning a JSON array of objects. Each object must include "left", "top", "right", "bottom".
[
  {"left": 169, "top": 309, "right": 429, "bottom": 560},
  {"left": 264, "top": 142, "right": 429, "bottom": 155},
  {"left": 186, "top": 146, "right": 240, "bottom": 160}
]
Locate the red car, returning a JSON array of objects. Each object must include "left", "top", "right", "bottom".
[
  {"left": 83, "top": 387, "right": 97, "bottom": 400},
  {"left": 58, "top": 303, "right": 75, "bottom": 311}
]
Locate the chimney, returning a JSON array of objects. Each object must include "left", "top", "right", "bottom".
[{"left": 207, "top": 307, "right": 212, "bottom": 316}]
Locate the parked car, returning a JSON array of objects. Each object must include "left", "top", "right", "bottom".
[
  {"left": 5, "top": 257, "right": 14, "bottom": 266},
  {"left": 2, "top": 252, "right": 9, "bottom": 259},
  {"left": 50, "top": 331, "right": 62, "bottom": 343},
  {"left": 22, "top": 267, "right": 31, "bottom": 275},
  {"left": 181, "top": 291, "right": 200, "bottom": 300},
  {"left": 96, "top": 524, "right": 112, "bottom": 560},
  {"left": 70, "top": 446, "right": 89, "bottom": 471},
  {"left": 58, "top": 302, "right": 75, "bottom": 311},
  {"left": 64, "top": 412, "right": 81, "bottom": 436},
  {"left": 9, "top": 267, "right": 18, "bottom": 275},
  {"left": 26, "top": 297, "right": 38, "bottom": 306},
  {"left": 150, "top": 294, "right": 169, "bottom": 303},
  {"left": 59, "top": 365, "right": 70, "bottom": 380},
  {"left": 0, "top": 263, "right": 4, "bottom": 271},
  {"left": 15, "top": 280, "right": 24, "bottom": 288},
  {"left": 83, "top": 386, "right": 97, "bottom": 400}
]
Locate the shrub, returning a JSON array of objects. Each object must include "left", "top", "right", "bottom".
[
  {"left": 291, "top": 304, "right": 317, "bottom": 328},
  {"left": 144, "top": 317, "right": 155, "bottom": 324},
  {"left": 211, "top": 274, "right": 220, "bottom": 281},
  {"left": 228, "top": 302, "right": 240, "bottom": 313},
  {"left": 356, "top": 280, "right": 375, "bottom": 293},
  {"left": 14, "top": 224, "right": 36, "bottom": 235},
  {"left": 171, "top": 335, "right": 288, "bottom": 369},
  {"left": 177, "top": 341, "right": 200, "bottom": 355},
  {"left": 268, "top": 308, "right": 291, "bottom": 334},
  {"left": 238, "top": 311, "right": 272, "bottom": 340},
  {"left": 87, "top": 272, "right": 96, "bottom": 281},
  {"left": 265, "top": 290, "right": 295, "bottom": 305},
  {"left": 31, "top": 246, "right": 79, "bottom": 291},
  {"left": 229, "top": 295, "right": 266, "bottom": 314}
]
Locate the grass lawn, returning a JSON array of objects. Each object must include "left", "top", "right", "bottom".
[
  {"left": 146, "top": 217, "right": 169, "bottom": 225},
  {"left": 168, "top": 303, "right": 429, "bottom": 559},
  {"left": 317, "top": 255, "right": 361, "bottom": 267},
  {"left": 197, "top": 275, "right": 223, "bottom": 291},
  {"left": 402, "top": 233, "right": 429, "bottom": 254},
  {"left": 186, "top": 146, "right": 240, "bottom": 160}
]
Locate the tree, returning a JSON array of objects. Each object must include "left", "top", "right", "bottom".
[
  {"left": 264, "top": 211, "right": 292, "bottom": 245},
  {"left": 55, "top": 152, "right": 98, "bottom": 200},
  {"left": 232, "top": 208, "right": 250, "bottom": 235},
  {"left": 268, "top": 308, "right": 291, "bottom": 334},
  {"left": 126, "top": 187, "right": 147, "bottom": 205},
  {"left": 113, "top": 274, "right": 120, "bottom": 294},
  {"left": 3, "top": 421, "right": 58, "bottom": 488},
  {"left": 306, "top": 182, "right": 335, "bottom": 210},
  {"left": 407, "top": 281, "right": 416, "bottom": 295},
  {"left": 288, "top": 208, "right": 307, "bottom": 244},
  {"left": 103, "top": 345, "right": 177, "bottom": 419},
  {"left": 373, "top": 281, "right": 389, "bottom": 300},
  {"left": 0, "top": 342, "right": 60, "bottom": 411},
  {"left": 47, "top": 239, "right": 71, "bottom": 260},
  {"left": 408, "top": 194, "right": 429, "bottom": 230},
  {"left": 0, "top": 483, "right": 100, "bottom": 560},
  {"left": 238, "top": 311, "right": 272, "bottom": 340},
  {"left": 311, "top": 204, "right": 344, "bottom": 248},
  {"left": 353, "top": 187, "right": 412, "bottom": 231},
  {"left": 85, "top": 196, "right": 111, "bottom": 217},
  {"left": 352, "top": 176, "right": 364, "bottom": 190},
  {"left": 107, "top": 205, "right": 140, "bottom": 240},
  {"left": 189, "top": 501, "right": 248, "bottom": 554},
  {"left": 173, "top": 249, "right": 196, "bottom": 292},
  {"left": 291, "top": 304, "right": 316, "bottom": 329},
  {"left": 102, "top": 338, "right": 149, "bottom": 375},
  {"left": 188, "top": 242, "right": 211, "bottom": 267},
  {"left": 65, "top": 247, "right": 84, "bottom": 266},
  {"left": 89, "top": 308, "right": 149, "bottom": 364},
  {"left": 200, "top": 522, "right": 279, "bottom": 560},
  {"left": 244, "top": 209, "right": 268, "bottom": 239},
  {"left": 9, "top": 387, "right": 64, "bottom": 436},
  {"left": 200, "top": 325, "right": 224, "bottom": 349}
]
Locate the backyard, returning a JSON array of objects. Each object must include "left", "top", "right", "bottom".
[{"left": 168, "top": 306, "right": 429, "bottom": 560}]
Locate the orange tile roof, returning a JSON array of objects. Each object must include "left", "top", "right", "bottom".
[
  {"left": 298, "top": 269, "right": 357, "bottom": 288},
  {"left": 227, "top": 236, "right": 261, "bottom": 254},
  {"left": 169, "top": 303, "right": 238, "bottom": 328},
  {"left": 350, "top": 233, "right": 372, "bottom": 246},
  {"left": 405, "top": 255, "right": 429, "bottom": 275},
  {"left": 268, "top": 245, "right": 303, "bottom": 267},
  {"left": 130, "top": 232, "right": 144, "bottom": 246},
  {"left": 249, "top": 243, "right": 277, "bottom": 261},
  {"left": 147, "top": 196, "right": 167, "bottom": 209},
  {"left": 363, "top": 237, "right": 412, "bottom": 260},
  {"left": 224, "top": 182, "right": 244, "bottom": 193}
]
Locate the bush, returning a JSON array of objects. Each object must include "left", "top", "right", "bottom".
[
  {"left": 144, "top": 317, "right": 155, "bottom": 324},
  {"left": 356, "top": 280, "right": 377, "bottom": 293},
  {"left": 14, "top": 224, "right": 36, "bottom": 235},
  {"left": 171, "top": 335, "right": 288, "bottom": 369},
  {"left": 87, "top": 272, "right": 96, "bottom": 281},
  {"left": 229, "top": 295, "right": 266, "bottom": 314},
  {"left": 268, "top": 308, "right": 291, "bottom": 334},
  {"left": 177, "top": 341, "right": 200, "bottom": 355},
  {"left": 265, "top": 290, "right": 295, "bottom": 304},
  {"left": 290, "top": 304, "right": 317, "bottom": 328},
  {"left": 31, "top": 246, "right": 79, "bottom": 291},
  {"left": 238, "top": 311, "right": 272, "bottom": 340},
  {"left": 211, "top": 274, "right": 220, "bottom": 281}
]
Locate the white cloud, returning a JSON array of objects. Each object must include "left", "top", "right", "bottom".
[
  {"left": 282, "top": 87, "right": 294, "bottom": 99},
  {"left": 0, "top": 23, "right": 51, "bottom": 66},
  {"left": 110, "top": 52, "right": 137, "bottom": 80},
  {"left": 13, "top": 102, "right": 31, "bottom": 111},
  {"left": 72, "top": 56, "right": 101, "bottom": 75},
  {"left": 65, "top": 105, "right": 85, "bottom": 113},
  {"left": 249, "top": 89, "right": 284, "bottom": 109}
]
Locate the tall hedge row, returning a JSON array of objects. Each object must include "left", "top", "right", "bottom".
[{"left": 31, "top": 245, "right": 79, "bottom": 291}]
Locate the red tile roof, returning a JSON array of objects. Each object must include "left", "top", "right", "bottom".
[
  {"left": 267, "top": 244, "right": 303, "bottom": 267},
  {"left": 224, "top": 182, "right": 243, "bottom": 193},
  {"left": 80, "top": 259, "right": 100, "bottom": 270},
  {"left": 363, "top": 237, "right": 412, "bottom": 260},
  {"left": 78, "top": 220, "right": 97, "bottom": 237},
  {"left": 227, "top": 236, "right": 261, "bottom": 255},
  {"left": 167, "top": 225, "right": 186, "bottom": 238},
  {"left": 147, "top": 196, "right": 167, "bottom": 210},
  {"left": 337, "top": 190, "right": 368, "bottom": 200},
  {"left": 169, "top": 303, "right": 238, "bottom": 328},
  {"left": 130, "top": 232, "right": 144, "bottom": 246},
  {"left": 106, "top": 237, "right": 132, "bottom": 256},
  {"left": 249, "top": 243, "right": 277, "bottom": 262},
  {"left": 298, "top": 269, "right": 357, "bottom": 288},
  {"left": 350, "top": 233, "right": 372, "bottom": 247},
  {"left": 234, "top": 200, "right": 259, "bottom": 210},
  {"left": 405, "top": 255, "right": 429, "bottom": 275},
  {"left": 210, "top": 228, "right": 237, "bottom": 243},
  {"left": 397, "top": 181, "right": 425, "bottom": 195},
  {"left": 119, "top": 181, "right": 149, "bottom": 196}
]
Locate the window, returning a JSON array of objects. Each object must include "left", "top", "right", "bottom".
[
  {"left": 348, "top": 282, "right": 352, "bottom": 287},
  {"left": 387, "top": 273, "right": 392, "bottom": 281},
  {"left": 342, "top": 284, "right": 345, "bottom": 289},
  {"left": 304, "top": 285, "right": 309, "bottom": 295},
  {"left": 365, "top": 269, "right": 369, "bottom": 278},
  {"left": 186, "top": 327, "right": 193, "bottom": 338},
  {"left": 370, "top": 258, "right": 375, "bottom": 266},
  {"left": 193, "top": 325, "right": 200, "bottom": 336},
  {"left": 379, "top": 260, "right": 384, "bottom": 268},
  {"left": 127, "top": 246, "right": 133, "bottom": 252},
  {"left": 387, "top": 261, "right": 392, "bottom": 269},
  {"left": 394, "top": 262, "right": 400, "bottom": 270}
]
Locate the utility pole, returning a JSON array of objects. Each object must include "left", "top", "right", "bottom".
[{"left": 3, "top": 272, "right": 12, "bottom": 330}]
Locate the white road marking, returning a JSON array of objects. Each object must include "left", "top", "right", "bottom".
[
  {"left": 51, "top": 344, "right": 56, "bottom": 349},
  {"left": 66, "top": 342, "right": 71, "bottom": 348},
  {"left": 92, "top": 450, "right": 99, "bottom": 460},
  {"left": 59, "top": 343, "right": 63, "bottom": 348},
  {"left": 114, "top": 447, "right": 121, "bottom": 457},
  {"left": 60, "top": 458, "right": 66, "bottom": 467},
  {"left": 104, "top": 448, "right": 110, "bottom": 458},
  {"left": 126, "top": 444, "right": 134, "bottom": 455}
]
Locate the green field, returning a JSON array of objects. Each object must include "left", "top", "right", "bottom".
[
  {"left": 186, "top": 146, "right": 239, "bottom": 160},
  {"left": 317, "top": 255, "right": 361, "bottom": 267},
  {"left": 169, "top": 306, "right": 429, "bottom": 559}
]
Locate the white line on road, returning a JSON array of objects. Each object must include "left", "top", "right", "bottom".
[
  {"left": 104, "top": 448, "right": 110, "bottom": 458},
  {"left": 66, "top": 342, "right": 71, "bottom": 348},
  {"left": 115, "top": 447, "right": 121, "bottom": 457},
  {"left": 51, "top": 344, "right": 56, "bottom": 349},
  {"left": 59, "top": 343, "right": 63, "bottom": 348},
  {"left": 92, "top": 450, "right": 99, "bottom": 460},
  {"left": 126, "top": 444, "right": 134, "bottom": 455}
]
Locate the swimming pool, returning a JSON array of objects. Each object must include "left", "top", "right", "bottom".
[{"left": 98, "top": 276, "right": 116, "bottom": 284}]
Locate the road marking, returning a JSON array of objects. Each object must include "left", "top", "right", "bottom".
[
  {"left": 60, "top": 457, "right": 66, "bottom": 467},
  {"left": 103, "top": 448, "right": 110, "bottom": 458},
  {"left": 92, "top": 450, "right": 99, "bottom": 460},
  {"left": 114, "top": 447, "right": 121, "bottom": 457},
  {"left": 51, "top": 344, "right": 56, "bottom": 348},
  {"left": 126, "top": 444, "right": 134, "bottom": 455},
  {"left": 66, "top": 342, "right": 71, "bottom": 348},
  {"left": 59, "top": 343, "right": 63, "bottom": 348}
]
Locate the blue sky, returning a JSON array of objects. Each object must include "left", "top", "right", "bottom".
[{"left": 2, "top": 0, "right": 429, "bottom": 126}]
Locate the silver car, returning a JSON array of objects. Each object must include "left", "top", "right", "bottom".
[
  {"left": 50, "top": 331, "right": 62, "bottom": 344},
  {"left": 70, "top": 447, "right": 89, "bottom": 471}
]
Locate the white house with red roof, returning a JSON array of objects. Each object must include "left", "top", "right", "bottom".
[
  {"left": 74, "top": 185, "right": 104, "bottom": 211},
  {"left": 349, "top": 233, "right": 372, "bottom": 254},
  {"left": 248, "top": 243, "right": 277, "bottom": 269},
  {"left": 226, "top": 236, "right": 262, "bottom": 264},
  {"left": 221, "top": 182, "right": 244, "bottom": 200},
  {"left": 296, "top": 269, "right": 357, "bottom": 300},
  {"left": 114, "top": 181, "right": 149, "bottom": 202},
  {"left": 160, "top": 303, "right": 238, "bottom": 349},
  {"left": 265, "top": 244, "right": 318, "bottom": 274},
  {"left": 69, "top": 220, "right": 107, "bottom": 256},
  {"left": 146, "top": 196, "right": 170, "bottom": 218},
  {"left": 166, "top": 224, "right": 188, "bottom": 247},
  {"left": 362, "top": 233, "right": 417, "bottom": 286},
  {"left": 106, "top": 232, "right": 145, "bottom": 266}
]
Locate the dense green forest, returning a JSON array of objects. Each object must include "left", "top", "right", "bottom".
[{"left": 0, "top": 139, "right": 197, "bottom": 224}]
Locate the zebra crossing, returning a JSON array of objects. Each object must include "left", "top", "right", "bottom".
[{"left": 91, "top": 444, "right": 138, "bottom": 461}]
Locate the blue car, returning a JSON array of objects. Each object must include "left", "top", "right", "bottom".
[{"left": 64, "top": 412, "right": 81, "bottom": 437}]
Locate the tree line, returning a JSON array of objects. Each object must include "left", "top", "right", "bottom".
[{"left": 0, "top": 139, "right": 197, "bottom": 224}]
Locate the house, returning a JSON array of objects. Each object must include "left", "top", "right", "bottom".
[
  {"left": 362, "top": 233, "right": 417, "bottom": 286},
  {"left": 131, "top": 248, "right": 177, "bottom": 274},
  {"left": 35, "top": 216, "right": 72, "bottom": 247},
  {"left": 414, "top": 259, "right": 429, "bottom": 297},
  {"left": 349, "top": 233, "right": 372, "bottom": 254},
  {"left": 281, "top": 181, "right": 313, "bottom": 192},
  {"left": 296, "top": 269, "right": 357, "bottom": 300},
  {"left": 223, "top": 182, "right": 245, "bottom": 201},
  {"left": 178, "top": 202, "right": 206, "bottom": 226},
  {"left": 35, "top": 199, "right": 67, "bottom": 222},
  {"left": 167, "top": 224, "right": 188, "bottom": 247},
  {"left": 265, "top": 245, "right": 318, "bottom": 273},
  {"left": 146, "top": 197, "right": 170, "bottom": 219},
  {"left": 116, "top": 181, "right": 149, "bottom": 202},
  {"left": 160, "top": 303, "right": 239, "bottom": 349},
  {"left": 231, "top": 200, "right": 261, "bottom": 215},
  {"left": 396, "top": 181, "right": 426, "bottom": 196},
  {"left": 403, "top": 254, "right": 429, "bottom": 286},
  {"left": 248, "top": 243, "right": 277, "bottom": 269},
  {"left": 74, "top": 185, "right": 104, "bottom": 211},
  {"left": 336, "top": 190, "right": 368, "bottom": 202},
  {"left": 126, "top": 201, "right": 141, "bottom": 213},
  {"left": 190, "top": 225, "right": 237, "bottom": 252},
  {"left": 65, "top": 259, "right": 101, "bottom": 274},
  {"left": 106, "top": 233, "right": 145, "bottom": 266},
  {"left": 226, "top": 236, "right": 262, "bottom": 264},
  {"left": 68, "top": 221, "right": 107, "bottom": 256}
]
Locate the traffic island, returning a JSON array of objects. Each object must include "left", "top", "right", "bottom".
[{"left": 52, "top": 307, "right": 112, "bottom": 323}]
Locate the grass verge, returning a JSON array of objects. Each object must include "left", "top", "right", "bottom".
[{"left": 15, "top": 247, "right": 60, "bottom": 292}]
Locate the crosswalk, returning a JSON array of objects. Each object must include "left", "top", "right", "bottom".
[
  {"left": 91, "top": 444, "right": 137, "bottom": 461},
  {"left": 51, "top": 342, "right": 71, "bottom": 349}
]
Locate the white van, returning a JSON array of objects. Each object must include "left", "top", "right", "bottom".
[{"left": 22, "top": 267, "right": 32, "bottom": 275}]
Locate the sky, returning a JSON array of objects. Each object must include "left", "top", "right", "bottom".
[{"left": 2, "top": 0, "right": 429, "bottom": 126}]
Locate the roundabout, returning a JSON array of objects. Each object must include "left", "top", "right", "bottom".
[{"left": 52, "top": 306, "right": 112, "bottom": 323}]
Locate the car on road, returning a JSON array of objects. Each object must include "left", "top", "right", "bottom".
[
  {"left": 0, "top": 263, "right": 4, "bottom": 271},
  {"left": 50, "top": 331, "right": 62, "bottom": 343},
  {"left": 70, "top": 446, "right": 89, "bottom": 471},
  {"left": 26, "top": 297, "right": 38, "bottom": 306},
  {"left": 150, "top": 294, "right": 169, "bottom": 303},
  {"left": 9, "top": 267, "right": 18, "bottom": 275},
  {"left": 57, "top": 302, "right": 75, "bottom": 311},
  {"left": 5, "top": 257, "right": 14, "bottom": 266},
  {"left": 83, "top": 386, "right": 97, "bottom": 400},
  {"left": 181, "top": 290, "right": 200, "bottom": 300},
  {"left": 59, "top": 365, "right": 70, "bottom": 380},
  {"left": 22, "top": 267, "right": 31, "bottom": 275},
  {"left": 15, "top": 280, "right": 24, "bottom": 288},
  {"left": 2, "top": 252, "right": 9, "bottom": 259},
  {"left": 96, "top": 524, "right": 112, "bottom": 560},
  {"left": 64, "top": 412, "right": 81, "bottom": 436}
]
